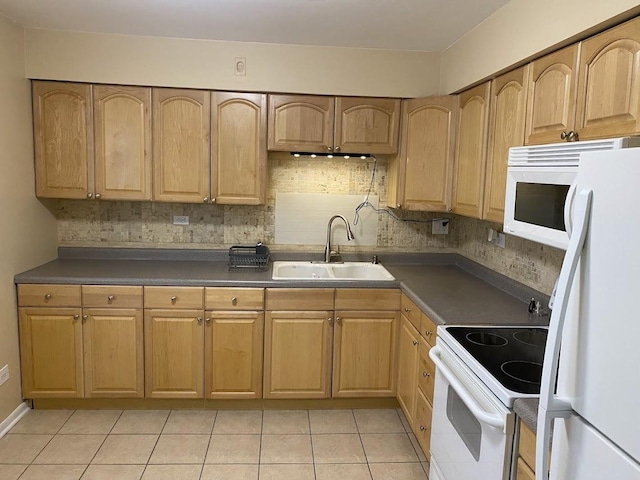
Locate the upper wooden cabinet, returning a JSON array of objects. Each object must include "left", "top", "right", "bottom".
[
  {"left": 388, "top": 96, "right": 458, "bottom": 211},
  {"left": 152, "top": 88, "right": 211, "bottom": 203},
  {"left": 211, "top": 92, "right": 267, "bottom": 205},
  {"left": 525, "top": 44, "right": 580, "bottom": 145},
  {"left": 576, "top": 16, "right": 640, "bottom": 140},
  {"left": 33, "top": 82, "right": 94, "bottom": 199},
  {"left": 268, "top": 94, "right": 400, "bottom": 154},
  {"left": 484, "top": 67, "right": 528, "bottom": 223},
  {"left": 452, "top": 82, "right": 491, "bottom": 218},
  {"left": 94, "top": 85, "right": 152, "bottom": 201}
]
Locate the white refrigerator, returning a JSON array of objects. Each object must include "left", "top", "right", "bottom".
[{"left": 536, "top": 148, "right": 640, "bottom": 480}]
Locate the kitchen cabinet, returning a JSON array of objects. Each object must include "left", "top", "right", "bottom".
[
  {"left": 268, "top": 94, "right": 400, "bottom": 154},
  {"left": 516, "top": 420, "right": 537, "bottom": 480},
  {"left": 452, "top": 82, "right": 491, "bottom": 218},
  {"left": 575, "top": 16, "right": 640, "bottom": 140},
  {"left": 397, "top": 315, "right": 421, "bottom": 425},
  {"left": 152, "top": 88, "right": 211, "bottom": 203},
  {"left": 32, "top": 81, "right": 94, "bottom": 199},
  {"left": 93, "top": 85, "right": 152, "bottom": 201},
  {"left": 388, "top": 96, "right": 458, "bottom": 211},
  {"left": 525, "top": 44, "right": 580, "bottom": 145},
  {"left": 211, "top": 92, "right": 267, "bottom": 205},
  {"left": 484, "top": 67, "right": 528, "bottom": 223},
  {"left": 414, "top": 386, "right": 433, "bottom": 459}
]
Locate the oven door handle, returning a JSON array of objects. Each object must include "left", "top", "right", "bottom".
[{"left": 429, "top": 345, "right": 506, "bottom": 431}]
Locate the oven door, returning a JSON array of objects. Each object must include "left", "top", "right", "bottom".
[{"left": 429, "top": 339, "right": 515, "bottom": 480}]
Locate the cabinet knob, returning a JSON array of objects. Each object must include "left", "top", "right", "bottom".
[
  {"left": 231, "top": 297, "right": 238, "bottom": 306},
  {"left": 203, "top": 197, "right": 209, "bottom": 203},
  {"left": 420, "top": 425, "right": 426, "bottom": 432},
  {"left": 95, "top": 193, "right": 101, "bottom": 200},
  {"left": 327, "top": 146, "right": 333, "bottom": 152},
  {"left": 211, "top": 198, "right": 216, "bottom": 203},
  {"left": 425, "top": 330, "right": 432, "bottom": 337},
  {"left": 336, "top": 317, "right": 341, "bottom": 324},
  {"left": 73, "top": 314, "right": 79, "bottom": 320},
  {"left": 171, "top": 296, "right": 177, "bottom": 304},
  {"left": 205, "top": 317, "right": 211, "bottom": 325},
  {"left": 107, "top": 295, "right": 114, "bottom": 304},
  {"left": 44, "top": 294, "right": 51, "bottom": 301},
  {"left": 334, "top": 146, "right": 341, "bottom": 152},
  {"left": 327, "top": 317, "right": 333, "bottom": 324},
  {"left": 404, "top": 307, "right": 411, "bottom": 313},
  {"left": 412, "top": 340, "right": 418, "bottom": 346},
  {"left": 197, "top": 316, "right": 203, "bottom": 325},
  {"left": 87, "top": 193, "right": 94, "bottom": 199},
  {"left": 423, "top": 371, "right": 430, "bottom": 378},
  {"left": 396, "top": 204, "right": 401, "bottom": 209},
  {"left": 567, "top": 131, "right": 579, "bottom": 141},
  {"left": 82, "top": 314, "right": 88, "bottom": 322}
]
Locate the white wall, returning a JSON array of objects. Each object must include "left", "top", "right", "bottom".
[
  {"left": 0, "top": 15, "right": 58, "bottom": 421},
  {"left": 24, "top": 28, "right": 441, "bottom": 98},
  {"left": 440, "top": 0, "right": 640, "bottom": 93}
]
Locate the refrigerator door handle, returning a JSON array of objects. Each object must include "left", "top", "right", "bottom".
[{"left": 536, "top": 189, "right": 593, "bottom": 480}]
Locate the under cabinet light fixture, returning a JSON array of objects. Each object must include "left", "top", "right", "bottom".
[{"left": 290, "top": 152, "right": 372, "bottom": 160}]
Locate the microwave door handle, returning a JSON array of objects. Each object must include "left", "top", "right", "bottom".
[
  {"left": 429, "top": 346, "right": 506, "bottom": 431},
  {"left": 564, "top": 182, "right": 578, "bottom": 237},
  {"left": 536, "top": 189, "right": 593, "bottom": 480}
]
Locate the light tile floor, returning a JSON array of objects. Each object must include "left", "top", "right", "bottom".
[{"left": 0, "top": 408, "right": 429, "bottom": 480}]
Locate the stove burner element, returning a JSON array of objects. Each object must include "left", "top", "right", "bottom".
[
  {"left": 465, "top": 332, "right": 508, "bottom": 347},
  {"left": 513, "top": 329, "right": 547, "bottom": 347},
  {"left": 501, "top": 360, "right": 543, "bottom": 384}
]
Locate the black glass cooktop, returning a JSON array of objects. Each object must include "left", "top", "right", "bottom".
[{"left": 446, "top": 326, "right": 548, "bottom": 394}]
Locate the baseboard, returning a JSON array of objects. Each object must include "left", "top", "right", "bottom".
[{"left": 0, "top": 402, "right": 30, "bottom": 439}]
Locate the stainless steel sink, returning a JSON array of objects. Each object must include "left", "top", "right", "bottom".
[{"left": 272, "top": 261, "right": 395, "bottom": 281}]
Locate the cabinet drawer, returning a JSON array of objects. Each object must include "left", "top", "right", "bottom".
[
  {"left": 421, "top": 311, "right": 437, "bottom": 347},
  {"left": 415, "top": 387, "right": 433, "bottom": 459},
  {"left": 18, "top": 284, "right": 81, "bottom": 307},
  {"left": 418, "top": 338, "right": 436, "bottom": 403},
  {"left": 400, "top": 294, "right": 421, "bottom": 330},
  {"left": 335, "top": 289, "right": 400, "bottom": 311},
  {"left": 205, "top": 288, "right": 264, "bottom": 310},
  {"left": 516, "top": 457, "right": 535, "bottom": 480},
  {"left": 144, "top": 286, "right": 204, "bottom": 309},
  {"left": 266, "top": 288, "right": 334, "bottom": 310},
  {"left": 82, "top": 286, "right": 143, "bottom": 308},
  {"left": 518, "top": 419, "right": 537, "bottom": 471}
]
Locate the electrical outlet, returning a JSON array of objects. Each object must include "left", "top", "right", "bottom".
[
  {"left": 173, "top": 215, "right": 189, "bottom": 226},
  {"left": 432, "top": 219, "right": 449, "bottom": 235},
  {"left": 0, "top": 365, "right": 9, "bottom": 386},
  {"left": 488, "top": 228, "right": 506, "bottom": 248}
]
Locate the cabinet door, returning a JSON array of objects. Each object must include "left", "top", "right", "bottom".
[
  {"left": 264, "top": 311, "right": 333, "bottom": 399},
  {"left": 397, "top": 316, "right": 420, "bottom": 425},
  {"left": 415, "top": 387, "right": 433, "bottom": 460},
  {"left": 484, "top": 67, "right": 528, "bottom": 223},
  {"left": 335, "top": 97, "right": 401, "bottom": 154},
  {"left": 211, "top": 92, "right": 267, "bottom": 205},
  {"left": 32, "top": 82, "right": 94, "bottom": 199},
  {"left": 267, "top": 94, "right": 334, "bottom": 153},
  {"left": 516, "top": 457, "right": 536, "bottom": 480},
  {"left": 205, "top": 311, "right": 264, "bottom": 399},
  {"left": 153, "top": 88, "right": 211, "bottom": 203},
  {"left": 332, "top": 311, "right": 398, "bottom": 398},
  {"left": 389, "top": 96, "right": 457, "bottom": 211},
  {"left": 94, "top": 85, "right": 151, "bottom": 201},
  {"left": 452, "top": 82, "right": 490, "bottom": 218},
  {"left": 83, "top": 308, "right": 144, "bottom": 398},
  {"left": 144, "top": 309, "right": 204, "bottom": 398},
  {"left": 576, "top": 16, "right": 640, "bottom": 140},
  {"left": 525, "top": 44, "right": 580, "bottom": 145},
  {"left": 19, "top": 308, "right": 83, "bottom": 398}
]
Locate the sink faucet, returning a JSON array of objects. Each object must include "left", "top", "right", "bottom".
[{"left": 324, "top": 215, "right": 355, "bottom": 263}]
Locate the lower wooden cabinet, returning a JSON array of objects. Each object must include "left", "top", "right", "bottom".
[
  {"left": 516, "top": 419, "right": 538, "bottom": 479},
  {"left": 516, "top": 457, "right": 535, "bottom": 480},
  {"left": 415, "top": 387, "right": 433, "bottom": 458},
  {"left": 397, "top": 315, "right": 420, "bottom": 424}
]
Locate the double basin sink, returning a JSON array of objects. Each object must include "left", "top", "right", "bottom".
[{"left": 272, "top": 261, "right": 395, "bottom": 281}]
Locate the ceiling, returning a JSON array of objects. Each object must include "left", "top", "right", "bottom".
[{"left": 0, "top": 0, "right": 510, "bottom": 52}]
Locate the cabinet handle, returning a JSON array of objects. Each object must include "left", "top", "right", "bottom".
[
  {"left": 197, "top": 317, "right": 203, "bottom": 325},
  {"left": 396, "top": 204, "right": 401, "bottom": 209},
  {"left": 205, "top": 317, "right": 211, "bottom": 325},
  {"left": 44, "top": 294, "right": 51, "bottom": 301},
  {"left": 420, "top": 425, "right": 426, "bottom": 432},
  {"left": 327, "top": 317, "right": 333, "bottom": 324},
  {"left": 87, "top": 193, "right": 94, "bottom": 199},
  {"left": 327, "top": 146, "right": 333, "bottom": 152},
  {"left": 211, "top": 198, "right": 216, "bottom": 203},
  {"left": 203, "top": 197, "right": 209, "bottom": 203},
  {"left": 107, "top": 295, "right": 114, "bottom": 304},
  {"left": 413, "top": 340, "right": 418, "bottom": 346},
  {"left": 404, "top": 307, "right": 411, "bottom": 313},
  {"left": 425, "top": 330, "right": 433, "bottom": 337},
  {"left": 170, "top": 296, "right": 177, "bottom": 304},
  {"left": 336, "top": 317, "right": 341, "bottom": 324},
  {"left": 95, "top": 193, "right": 101, "bottom": 200},
  {"left": 423, "top": 371, "right": 430, "bottom": 378},
  {"left": 561, "top": 131, "right": 568, "bottom": 140},
  {"left": 82, "top": 314, "right": 88, "bottom": 323},
  {"left": 231, "top": 296, "right": 238, "bottom": 306},
  {"left": 73, "top": 314, "right": 79, "bottom": 320},
  {"left": 334, "top": 146, "right": 341, "bottom": 152},
  {"left": 567, "top": 131, "right": 579, "bottom": 141}
]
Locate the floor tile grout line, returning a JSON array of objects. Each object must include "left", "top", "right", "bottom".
[
  {"left": 353, "top": 409, "right": 374, "bottom": 480},
  {"left": 78, "top": 409, "right": 124, "bottom": 478},
  {"left": 198, "top": 410, "right": 218, "bottom": 480},
  {"left": 141, "top": 410, "right": 172, "bottom": 478},
  {"left": 307, "top": 410, "right": 318, "bottom": 480}
]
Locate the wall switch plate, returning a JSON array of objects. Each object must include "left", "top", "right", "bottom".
[
  {"left": 234, "top": 57, "right": 247, "bottom": 76},
  {"left": 173, "top": 215, "right": 189, "bottom": 226},
  {"left": 0, "top": 365, "right": 9, "bottom": 386},
  {"left": 488, "top": 228, "right": 506, "bottom": 248},
  {"left": 432, "top": 219, "right": 449, "bottom": 235}
]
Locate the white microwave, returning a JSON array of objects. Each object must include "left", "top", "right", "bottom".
[{"left": 504, "top": 137, "right": 640, "bottom": 250}]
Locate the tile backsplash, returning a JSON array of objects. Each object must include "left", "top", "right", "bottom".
[{"left": 53, "top": 154, "right": 563, "bottom": 294}]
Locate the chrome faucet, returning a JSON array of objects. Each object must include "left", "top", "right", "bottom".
[{"left": 324, "top": 215, "right": 355, "bottom": 263}]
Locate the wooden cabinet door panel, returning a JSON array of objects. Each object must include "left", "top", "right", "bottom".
[
  {"left": 33, "top": 81, "right": 94, "bottom": 199},
  {"left": 264, "top": 311, "right": 332, "bottom": 399},
  {"left": 525, "top": 44, "right": 580, "bottom": 145},
  {"left": 576, "top": 17, "right": 640, "bottom": 139},
  {"left": 205, "top": 311, "right": 264, "bottom": 399},
  {"left": 516, "top": 457, "right": 536, "bottom": 480},
  {"left": 84, "top": 308, "right": 144, "bottom": 398},
  {"left": 153, "top": 88, "right": 211, "bottom": 203},
  {"left": 144, "top": 309, "right": 204, "bottom": 398},
  {"left": 268, "top": 94, "right": 334, "bottom": 153},
  {"left": 94, "top": 85, "right": 151, "bottom": 200},
  {"left": 19, "top": 308, "right": 83, "bottom": 398},
  {"left": 335, "top": 97, "right": 400, "bottom": 154},
  {"left": 212, "top": 92, "right": 267, "bottom": 205},
  {"left": 484, "top": 67, "right": 528, "bottom": 223},
  {"left": 415, "top": 387, "right": 433, "bottom": 459},
  {"left": 397, "top": 316, "right": 420, "bottom": 425},
  {"left": 332, "top": 311, "right": 399, "bottom": 397},
  {"left": 452, "top": 82, "right": 490, "bottom": 218}
]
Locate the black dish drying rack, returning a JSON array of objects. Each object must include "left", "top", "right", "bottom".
[{"left": 228, "top": 243, "right": 270, "bottom": 271}]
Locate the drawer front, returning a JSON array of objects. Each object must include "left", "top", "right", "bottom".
[
  {"left": 415, "top": 387, "right": 433, "bottom": 459},
  {"left": 144, "top": 286, "right": 204, "bottom": 309},
  {"left": 335, "top": 289, "right": 400, "bottom": 311},
  {"left": 82, "top": 286, "right": 143, "bottom": 308},
  {"left": 18, "top": 284, "right": 81, "bottom": 307},
  {"left": 418, "top": 337, "right": 436, "bottom": 403},
  {"left": 266, "top": 288, "right": 334, "bottom": 310},
  {"left": 421, "top": 311, "right": 437, "bottom": 347},
  {"left": 205, "top": 287, "right": 264, "bottom": 310},
  {"left": 400, "top": 294, "right": 421, "bottom": 330}
]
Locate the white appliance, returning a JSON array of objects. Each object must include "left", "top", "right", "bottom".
[
  {"left": 504, "top": 137, "right": 640, "bottom": 250},
  {"left": 536, "top": 148, "right": 640, "bottom": 480}
]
